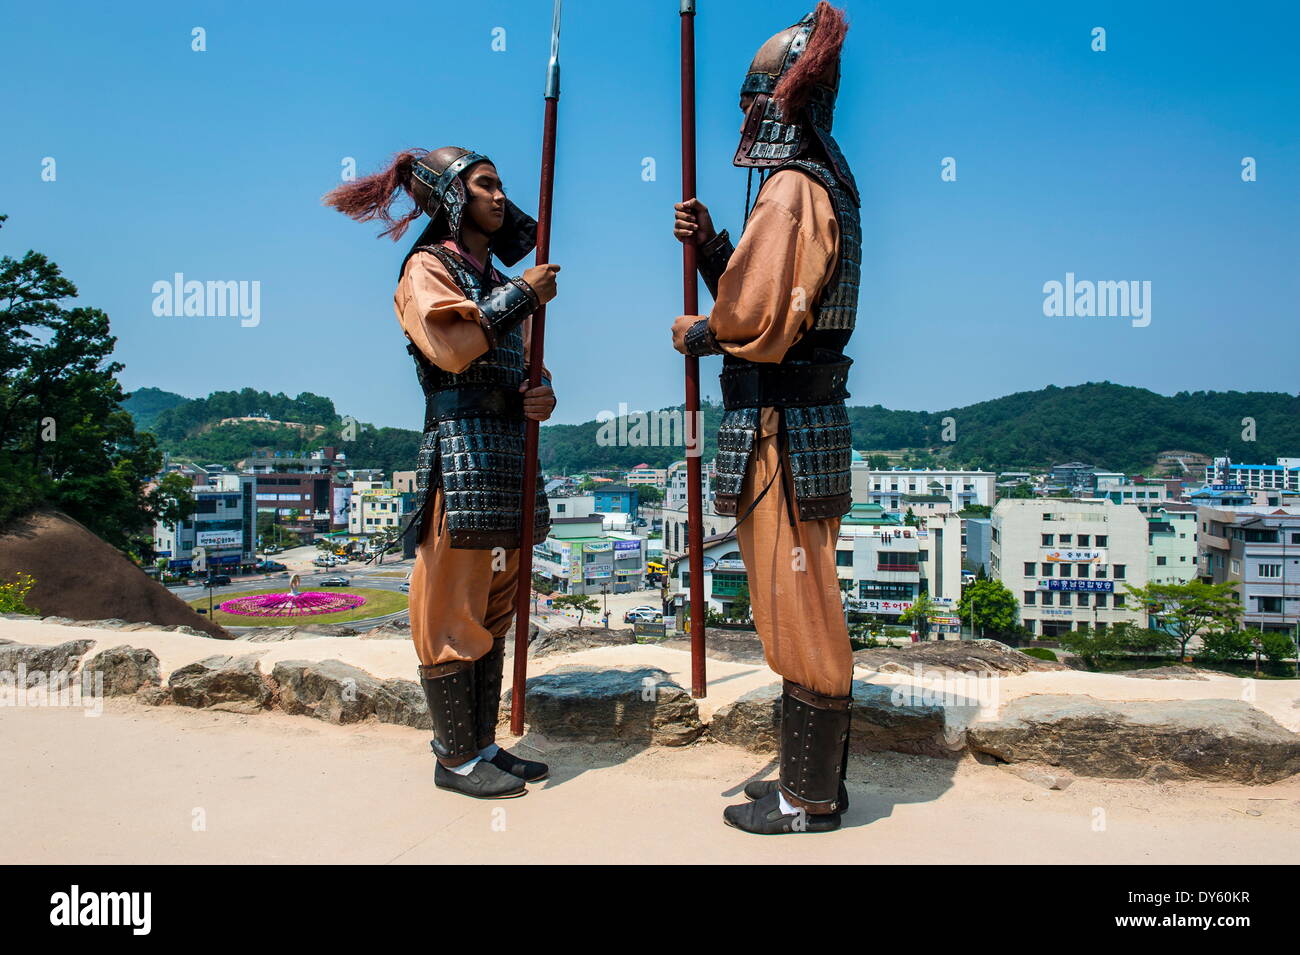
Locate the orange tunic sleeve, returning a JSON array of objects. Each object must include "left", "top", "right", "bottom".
[
  {"left": 394, "top": 250, "right": 492, "bottom": 375},
  {"left": 395, "top": 250, "right": 551, "bottom": 383},
  {"left": 702, "top": 169, "right": 839, "bottom": 363}
]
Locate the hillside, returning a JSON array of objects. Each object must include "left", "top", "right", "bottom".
[
  {"left": 121, "top": 387, "right": 189, "bottom": 431},
  {"left": 122, "top": 381, "right": 1300, "bottom": 476}
]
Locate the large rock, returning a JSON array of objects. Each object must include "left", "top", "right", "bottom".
[
  {"left": 236, "top": 623, "right": 360, "bottom": 643},
  {"left": 168, "top": 654, "right": 272, "bottom": 713},
  {"left": 84, "top": 645, "right": 162, "bottom": 696},
  {"left": 359, "top": 620, "right": 412, "bottom": 640},
  {"left": 1111, "top": 665, "right": 1225, "bottom": 681},
  {"left": 0, "top": 508, "right": 230, "bottom": 638},
  {"left": 967, "top": 694, "right": 1300, "bottom": 783},
  {"left": 502, "top": 665, "right": 703, "bottom": 746},
  {"left": 854, "top": 638, "right": 1070, "bottom": 676},
  {"left": 270, "top": 658, "right": 426, "bottom": 727},
  {"left": 530, "top": 626, "right": 636, "bottom": 657},
  {"left": 0, "top": 639, "right": 96, "bottom": 686},
  {"left": 663, "top": 627, "right": 766, "bottom": 664},
  {"left": 709, "top": 679, "right": 958, "bottom": 759}
]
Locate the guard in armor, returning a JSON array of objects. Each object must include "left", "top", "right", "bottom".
[
  {"left": 672, "top": 2, "right": 859, "bottom": 834},
  {"left": 325, "top": 146, "right": 559, "bottom": 799}
]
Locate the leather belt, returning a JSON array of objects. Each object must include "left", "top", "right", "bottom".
[
  {"left": 425, "top": 385, "right": 524, "bottom": 422},
  {"left": 720, "top": 355, "right": 852, "bottom": 410}
]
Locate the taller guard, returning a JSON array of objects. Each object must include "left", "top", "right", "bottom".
[
  {"left": 672, "top": 2, "right": 860, "bottom": 834},
  {"left": 325, "top": 146, "right": 559, "bottom": 799}
]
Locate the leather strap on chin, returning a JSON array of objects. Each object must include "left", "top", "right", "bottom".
[
  {"left": 683, "top": 318, "right": 722, "bottom": 357},
  {"left": 476, "top": 277, "right": 541, "bottom": 350}
]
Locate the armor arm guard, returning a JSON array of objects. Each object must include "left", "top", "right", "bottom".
[
  {"left": 475, "top": 276, "right": 541, "bottom": 350},
  {"left": 683, "top": 318, "right": 723, "bottom": 357},
  {"left": 697, "top": 229, "right": 734, "bottom": 299}
]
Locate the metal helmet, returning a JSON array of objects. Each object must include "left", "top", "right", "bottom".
[
  {"left": 407, "top": 146, "right": 538, "bottom": 267},
  {"left": 734, "top": 2, "right": 849, "bottom": 174}
]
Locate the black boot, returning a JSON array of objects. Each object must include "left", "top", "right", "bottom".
[
  {"left": 724, "top": 680, "right": 851, "bottom": 834},
  {"left": 419, "top": 659, "right": 525, "bottom": 799},
  {"left": 474, "top": 636, "right": 548, "bottom": 782}
]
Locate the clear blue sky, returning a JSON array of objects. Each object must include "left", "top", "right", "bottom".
[{"left": 3, "top": 0, "right": 1296, "bottom": 430}]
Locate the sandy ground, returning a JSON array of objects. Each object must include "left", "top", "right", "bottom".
[
  {"left": 3, "top": 698, "right": 1297, "bottom": 864},
  {"left": 5, "top": 615, "right": 1300, "bottom": 863}
]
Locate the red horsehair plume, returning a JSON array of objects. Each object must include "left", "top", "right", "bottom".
[
  {"left": 772, "top": 1, "right": 848, "bottom": 116},
  {"left": 321, "top": 148, "right": 429, "bottom": 240}
]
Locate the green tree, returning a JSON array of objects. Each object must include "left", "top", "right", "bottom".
[
  {"left": 636, "top": 484, "right": 664, "bottom": 506},
  {"left": 956, "top": 578, "right": 1018, "bottom": 638},
  {"left": 1125, "top": 580, "right": 1243, "bottom": 659},
  {"left": 0, "top": 215, "right": 167, "bottom": 557},
  {"left": 552, "top": 593, "right": 599, "bottom": 625},
  {"left": 900, "top": 592, "right": 938, "bottom": 638},
  {"left": 728, "top": 583, "right": 752, "bottom": 622},
  {"left": 1199, "top": 628, "right": 1255, "bottom": 663}
]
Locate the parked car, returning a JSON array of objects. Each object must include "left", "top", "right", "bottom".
[
  {"left": 203, "top": 575, "right": 232, "bottom": 588},
  {"left": 313, "top": 556, "right": 333, "bottom": 567},
  {"left": 318, "top": 575, "right": 350, "bottom": 587},
  {"left": 623, "top": 607, "right": 662, "bottom": 624},
  {"left": 263, "top": 545, "right": 283, "bottom": 555}
]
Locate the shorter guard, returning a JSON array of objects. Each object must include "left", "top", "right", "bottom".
[{"left": 325, "top": 146, "right": 559, "bottom": 798}]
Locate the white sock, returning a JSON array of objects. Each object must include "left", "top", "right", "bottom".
[
  {"left": 478, "top": 743, "right": 501, "bottom": 760},
  {"left": 777, "top": 790, "right": 799, "bottom": 815},
  {"left": 445, "top": 756, "right": 481, "bottom": 776}
]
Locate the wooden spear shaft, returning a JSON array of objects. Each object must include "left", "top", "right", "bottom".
[
  {"left": 511, "top": 0, "right": 563, "bottom": 736},
  {"left": 681, "top": 0, "right": 707, "bottom": 698}
]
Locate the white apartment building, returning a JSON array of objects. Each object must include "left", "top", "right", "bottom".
[
  {"left": 348, "top": 487, "right": 408, "bottom": 534},
  {"left": 853, "top": 466, "right": 996, "bottom": 512},
  {"left": 1206, "top": 457, "right": 1300, "bottom": 495},
  {"left": 625, "top": 466, "right": 668, "bottom": 488},
  {"left": 836, "top": 509, "right": 964, "bottom": 626},
  {"left": 665, "top": 459, "right": 714, "bottom": 509},
  {"left": 548, "top": 493, "right": 595, "bottom": 521},
  {"left": 990, "top": 498, "right": 1149, "bottom": 638}
]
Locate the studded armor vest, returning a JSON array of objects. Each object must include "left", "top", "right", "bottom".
[
  {"left": 397, "top": 244, "right": 550, "bottom": 550},
  {"left": 701, "top": 155, "right": 860, "bottom": 522}
]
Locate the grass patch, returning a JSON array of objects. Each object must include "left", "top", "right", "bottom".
[{"left": 187, "top": 586, "right": 408, "bottom": 627}]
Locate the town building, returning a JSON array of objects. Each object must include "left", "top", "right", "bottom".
[
  {"left": 1205, "top": 457, "right": 1300, "bottom": 497},
  {"left": 852, "top": 466, "right": 996, "bottom": 512},
  {"left": 989, "top": 497, "right": 1149, "bottom": 638},
  {"left": 836, "top": 508, "right": 964, "bottom": 624},
  {"left": 348, "top": 487, "right": 409, "bottom": 535},
  {"left": 152, "top": 473, "right": 257, "bottom": 575},
  {"left": 1146, "top": 503, "right": 1198, "bottom": 585},
  {"left": 625, "top": 465, "right": 667, "bottom": 488},
  {"left": 1196, "top": 506, "right": 1300, "bottom": 634},
  {"left": 533, "top": 516, "right": 647, "bottom": 596},
  {"left": 1092, "top": 477, "right": 1169, "bottom": 514}
]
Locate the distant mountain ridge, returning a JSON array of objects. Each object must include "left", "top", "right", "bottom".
[{"left": 121, "top": 381, "right": 1300, "bottom": 476}]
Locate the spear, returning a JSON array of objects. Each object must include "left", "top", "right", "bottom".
[
  {"left": 680, "top": 0, "right": 707, "bottom": 698},
  {"left": 511, "top": 0, "right": 563, "bottom": 736}
]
